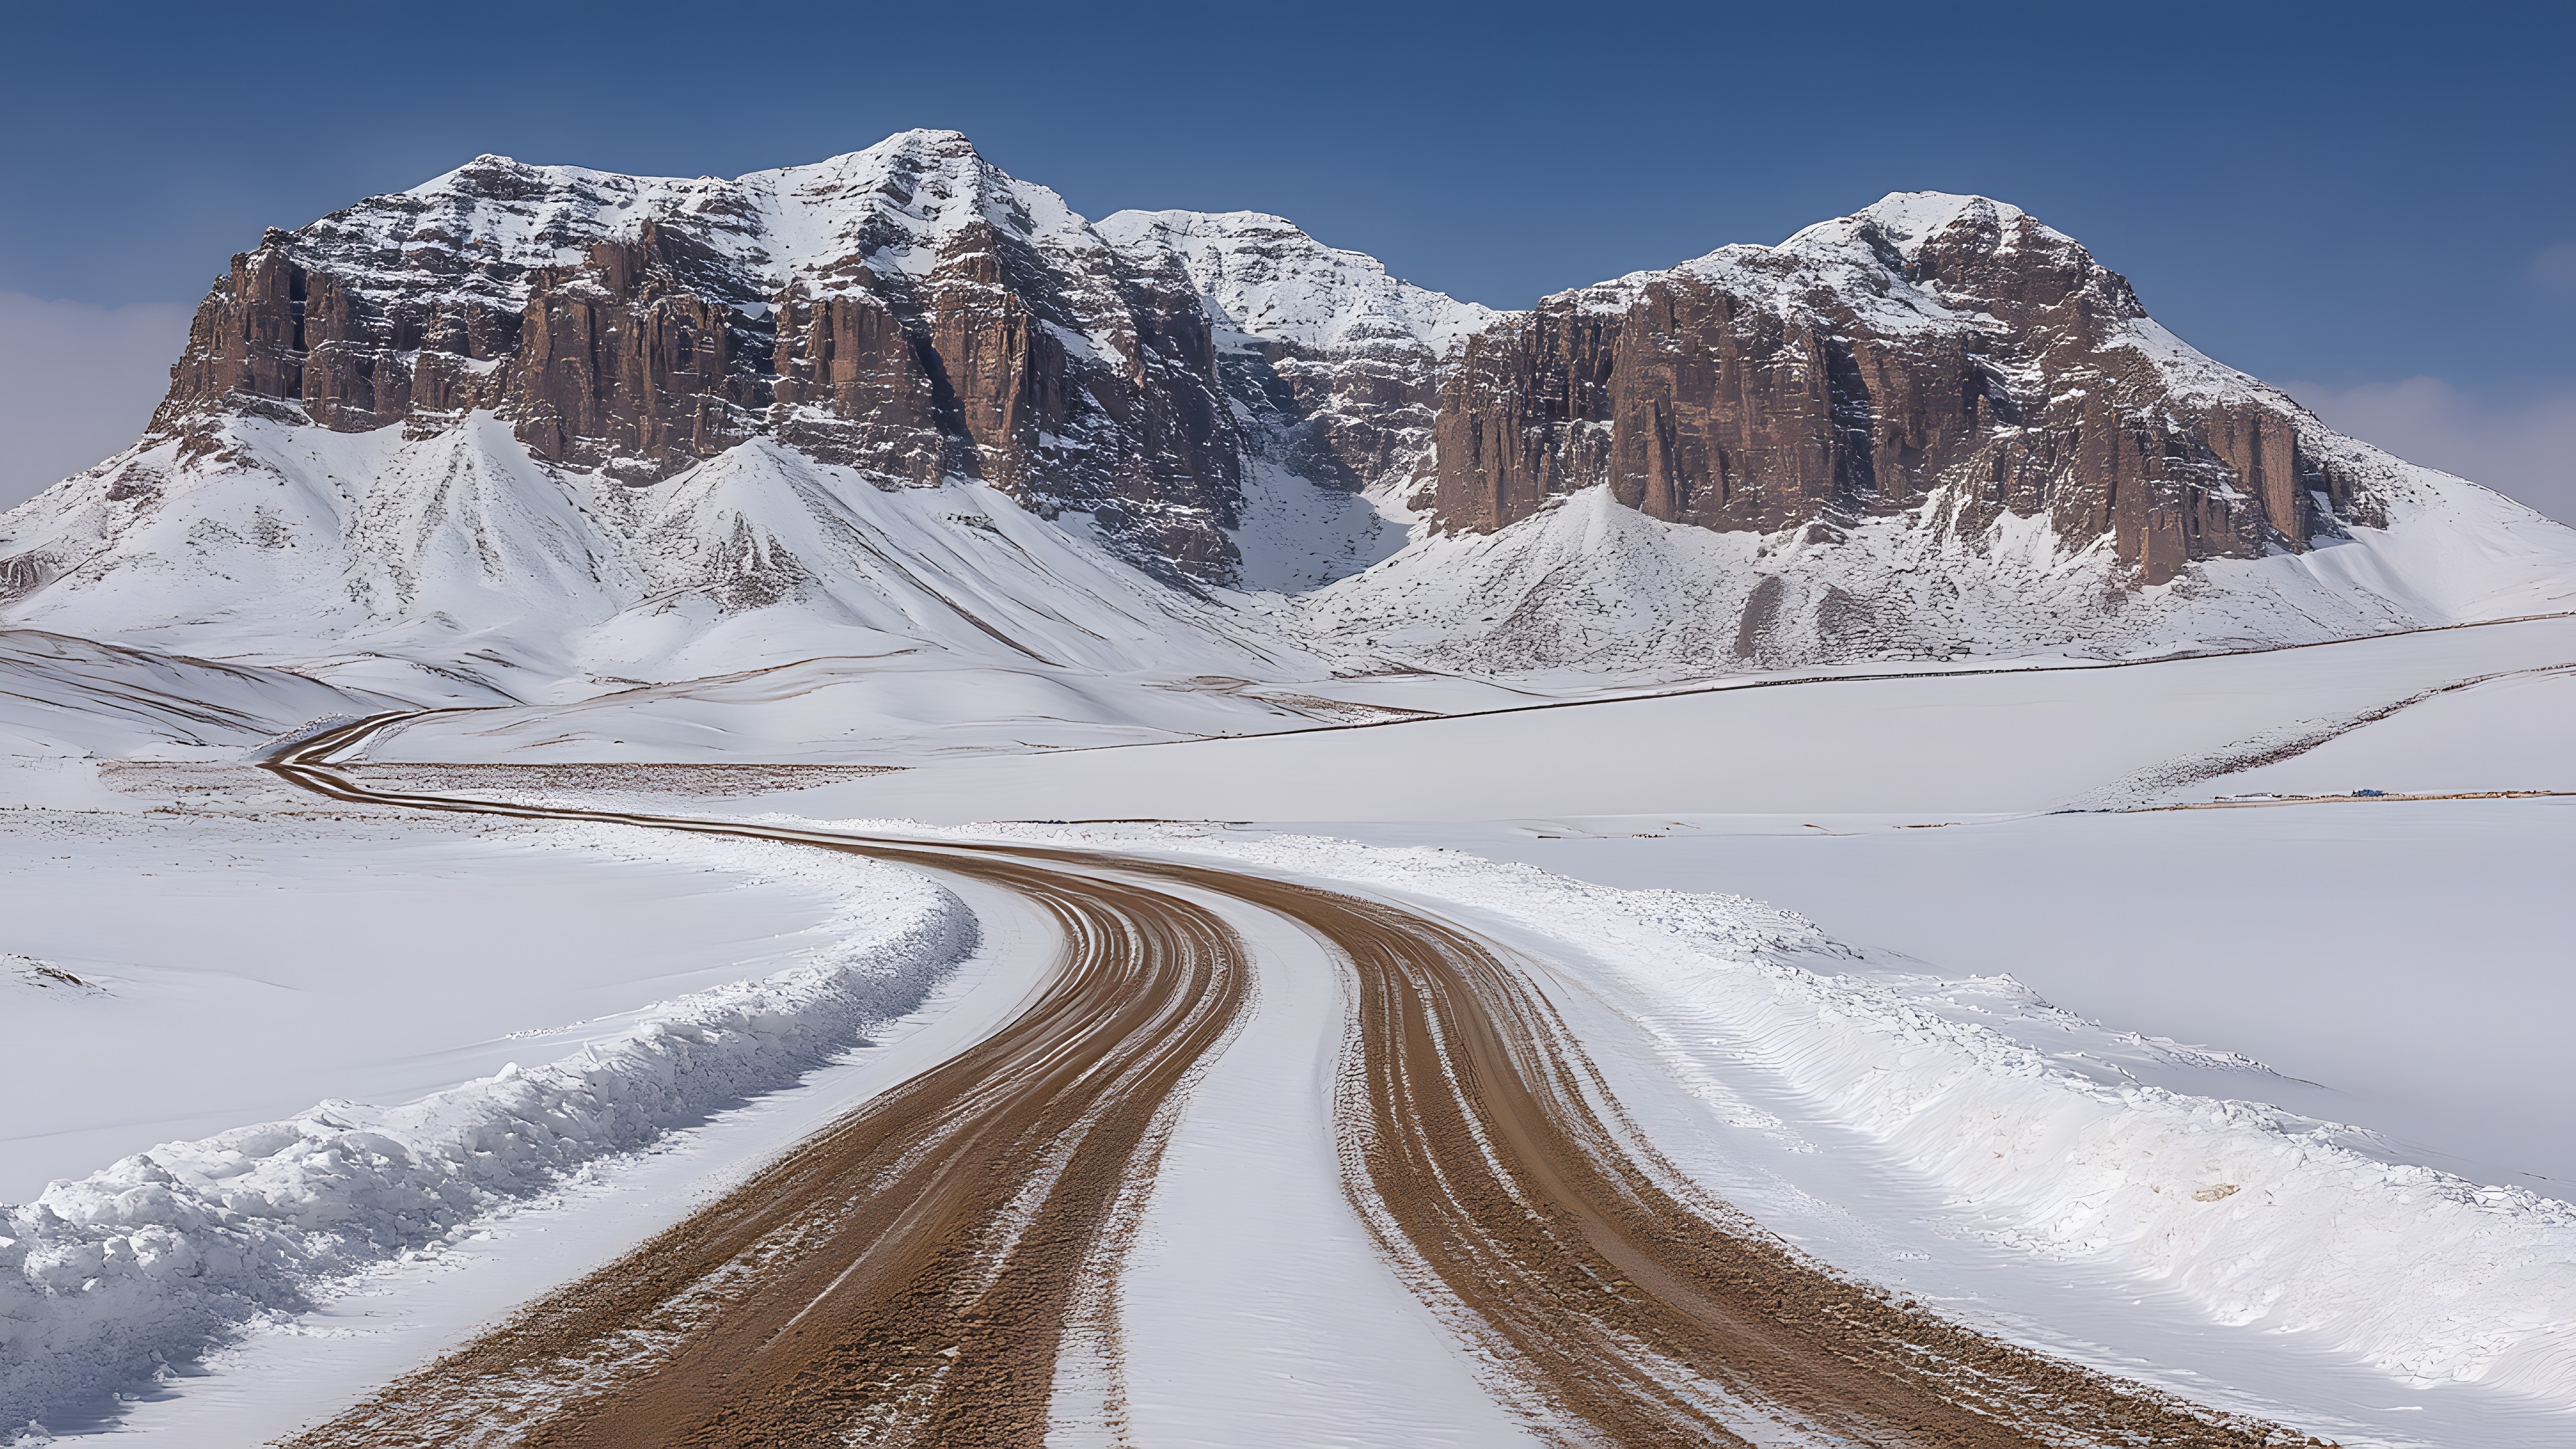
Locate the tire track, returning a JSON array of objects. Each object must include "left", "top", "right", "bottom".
[
  {"left": 1150, "top": 869, "right": 2309, "bottom": 1446},
  {"left": 266, "top": 724, "right": 1250, "bottom": 1448},
  {"left": 266, "top": 724, "right": 2312, "bottom": 1446}
]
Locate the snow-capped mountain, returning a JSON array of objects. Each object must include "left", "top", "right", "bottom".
[{"left": 3, "top": 129, "right": 2572, "bottom": 743}]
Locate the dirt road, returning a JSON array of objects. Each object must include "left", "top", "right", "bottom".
[{"left": 266, "top": 722, "right": 2300, "bottom": 1446}]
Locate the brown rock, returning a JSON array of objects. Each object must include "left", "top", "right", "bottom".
[
  {"left": 502, "top": 221, "right": 763, "bottom": 478},
  {"left": 155, "top": 236, "right": 306, "bottom": 429},
  {"left": 1428, "top": 206, "right": 2344, "bottom": 584}
]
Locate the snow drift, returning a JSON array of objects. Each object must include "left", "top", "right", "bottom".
[{"left": 0, "top": 830, "right": 973, "bottom": 1436}]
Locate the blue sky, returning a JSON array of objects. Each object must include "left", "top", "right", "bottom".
[{"left": 2, "top": 0, "right": 2569, "bottom": 513}]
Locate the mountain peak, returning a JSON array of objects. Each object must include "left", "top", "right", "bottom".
[
  {"left": 755, "top": 127, "right": 989, "bottom": 185},
  {"left": 17, "top": 132, "right": 2566, "bottom": 698},
  {"left": 1775, "top": 191, "right": 2075, "bottom": 269},
  {"left": 1099, "top": 207, "right": 1497, "bottom": 355},
  {"left": 1847, "top": 190, "right": 2031, "bottom": 241}
]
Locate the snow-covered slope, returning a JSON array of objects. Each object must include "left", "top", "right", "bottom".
[
  {"left": 0, "top": 415, "right": 1303, "bottom": 702},
  {"left": 0, "top": 631, "right": 384, "bottom": 759},
  {"left": 1285, "top": 466, "right": 2576, "bottom": 678},
  {"left": 1099, "top": 209, "right": 1495, "bottom": 358}
]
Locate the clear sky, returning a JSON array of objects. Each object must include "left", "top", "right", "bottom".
[{"left": 2, "top": 0, "right": 2569, "bottom": 515}]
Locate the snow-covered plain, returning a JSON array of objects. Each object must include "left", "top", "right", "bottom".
[
  {"left": 521, "top": 612, "right": 2576, "bottom": 821},
  {"left": 4, "top": 602, "right": 2572, "bottom": 1444},
  {"left": 0, "top": 769, "right": 957, "bottom": 1201}
]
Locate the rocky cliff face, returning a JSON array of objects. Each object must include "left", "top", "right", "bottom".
[
  {"left": 150, "top": 133, "right": 1261, "bottom": 579},
  {"left": 16, "top": 141, "right": 2575, "bottom": 700},
  {"left": 148, "top": 141, "right": 2385, "bottom": 596},
  {"left": 1428, "top": 195, "right": 2369, "bottom": 583}
]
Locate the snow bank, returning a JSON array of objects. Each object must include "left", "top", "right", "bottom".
[
  {"left": 963, "top": 823, "right": 2576, "bottom": 1407},
  {"left": 0, "top": 831, "right": 974, "bottom": 1437}
]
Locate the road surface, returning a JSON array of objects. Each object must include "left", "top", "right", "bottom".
[{"left": 266, "top": 720, "right": 2292, "bottom": 1446}]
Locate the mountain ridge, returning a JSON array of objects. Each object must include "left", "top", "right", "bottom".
[{"left": 2, "top": 129, "right": 2571, "bottom": 753}]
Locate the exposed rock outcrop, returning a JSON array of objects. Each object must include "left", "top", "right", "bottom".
[
  {"left": 147, "top": 144, "right": 2381, "bottom": 592},
  {"left": 1428, "top": 196, "right": 2367, "bottom": 583},
  {"left": 149, "top": 132, "right": 1249, "bottom": 578},
  {"left": 504, "top": 221, "right": 767, "bottom": 476}
]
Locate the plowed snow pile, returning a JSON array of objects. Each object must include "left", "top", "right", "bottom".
[{"left": 0, "top": 830, "right": 973, "bottom": 1433}]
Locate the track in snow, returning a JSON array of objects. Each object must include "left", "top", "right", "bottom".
[{"left": 264, "top": 722, "right": 2301, "bottom": 1446}]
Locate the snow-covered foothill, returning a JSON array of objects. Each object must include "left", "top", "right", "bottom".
[
  {"left": 545, "top": 612, "right": 2576, "bottom": 817},
  {"left": 1283, "top": 466, "right": 2576, "bottom": 679},
  {"left": 0, "top": 416, "right": 1318, "bottom": 714},
  {"left": 0, "top": 631, "right": 386, "bottom": 761}
]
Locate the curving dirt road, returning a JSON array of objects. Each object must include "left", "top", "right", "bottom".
[
  {"left": 265, "top": 721, "right": 2303, "bottom": 1447},
  {"left": 268, "top": 729, "right": 1249, "bottom": 1447},
  {"left": 1160, "top": 869, "right": 2293, "bottom": 1446}
]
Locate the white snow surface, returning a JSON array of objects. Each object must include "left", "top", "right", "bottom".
[
  {"left": 0, "top": 631, "right": 384, "bottom": 760},
  {"left": 1278, "top": 478, "right": 2576, "bottom": 676},
  {"left": 1108, "top": 831, "right": 2576, "bottom": 1403},
  {"left": 14, "top": 407, "right": 2564, "bottom": 766},
  {"left": 1096, "top": 209, "right": 1497, "bottom": 356},
  {"left": 596, "top": 613, "right": 2576, "bottom": 822},
  {"left": 0, "top": 781, "right": 975, "bottom": 1436},
  {"left": 0, "top": 417, "right": 1325, "bottom": 715}
]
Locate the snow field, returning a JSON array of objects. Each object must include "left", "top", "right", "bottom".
[
  {"left": 608, "top": 613, "right": 2576, "bottom": 824},
  {"left": 1323, "top": 802, "right": 2576, "bottom": 1197},
  {"left": 0, "top": 631, "right": 384, "bottom": 762},
  {"left": 0, "top": 814, "right": 977, "bottom": 1437}
]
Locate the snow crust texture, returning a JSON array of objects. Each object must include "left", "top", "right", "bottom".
[{"left": 0, "top": 831, "right": 973, "bottom": 1433}]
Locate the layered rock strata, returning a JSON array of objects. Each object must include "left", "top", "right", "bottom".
[
  {"left": 148, "top": 139, "right": 2373, "bottom": 590},
  {"left": 1429, "top": 196, "right": 2366, "bottom": 584},
  {"left": 150, "top": 133, "right": 1253, "bottom": 578}
]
